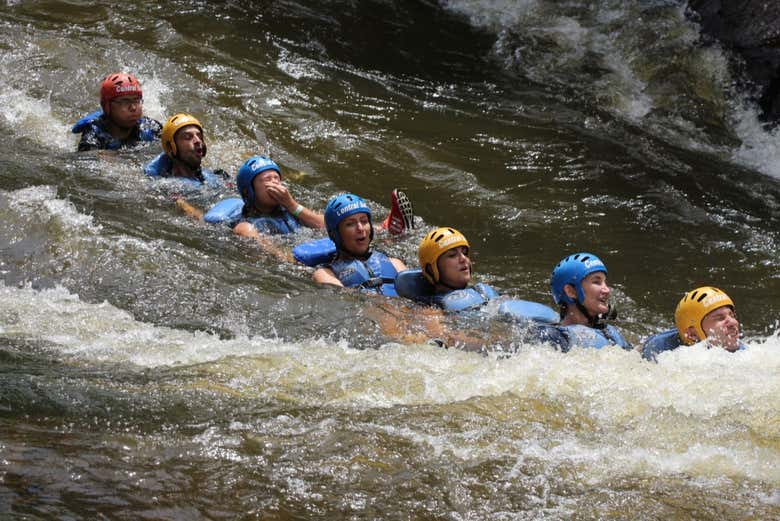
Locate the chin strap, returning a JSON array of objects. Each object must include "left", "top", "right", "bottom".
[{"left": 575, "top": 301, "right": 618, "bottom": 329}]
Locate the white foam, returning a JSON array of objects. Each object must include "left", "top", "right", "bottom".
[
  {"left": 135, "top": 73, "right": 168, "bottom": 122},
  {"left": 443, "top": 0, "right": 538, "bottom": 31},
  {"left": 276, "top": 48, "right": 327, "bottom": 81},
  {"left": 0, "top": 87, "right": 73, "bottom": 151},
  {"left": 0, "top": 282, "right": 291, "bottom": 367},
  {"left": 2, "top": 278, "right": 779, "bottom": 484},
  {"left": 732, "top": 104, "right": 780, "bottom": 179},
  {"left": 4, "top": 185, "right": 101, "bottom": 234}
]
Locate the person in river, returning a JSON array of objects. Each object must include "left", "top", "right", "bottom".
[
  {"left": 411, "top": 226, "right": 499, "bottom": 310},
  {"left": 74, "top": 72, "right": 162, "bottom": 152},
  {"left": 143, "top": 113, "right": 230, "bottom": 219},
  {"left": 233, "top": 155, "right": 325, "bottom": 238},
  {"left": 378, "top": 227, "right": 557, "bottom": 351},
  {"left": 233, "top": 155, "right": 415, "bottom": 242},
  {"left": 642, "top": 286, "right": 745, "bottom": 360},
  {"left": 145, "top": 113, "right": 227, "bottom": 185},
  {"left": 311, "top": 193, "right": 407, "bottom": 295},
  {"left": 533, "top": 252, "right": 632, "bottom": 351}
]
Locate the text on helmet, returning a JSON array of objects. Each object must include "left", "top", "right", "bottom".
[
  {"left": 582, "top": 259, "right": 603, "bottom": 269},
  {"left": 336, "top": 201, "right": 368, "bottom": 217},
  {"left": 437, "top": 234, "right": 464, "bottom": 249},
  {"left": 114, "top": 85, "right": 141, "bottom": 93},
  {"left": 250, "top": 159, "right": 275, "bottom": 171},
  {"left": 702, "top": 293, "right": 729, "bottom": 307}
]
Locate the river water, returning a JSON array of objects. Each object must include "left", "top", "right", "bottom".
[{"left": 1, "top": 1, "right": 779, "bottom": 519}]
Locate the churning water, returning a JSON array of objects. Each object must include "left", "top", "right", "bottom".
[{"left": 1, "top": 1, "right": 779, "bottom": 519}]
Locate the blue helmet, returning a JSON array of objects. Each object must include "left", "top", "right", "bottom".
[
  {"left": 550, "top": 252, "right": 608, "bottom": 305},
  {"left": 236, "top": 155, "right": 281, "bottom": 209},
  {"left": 324, "top": 193, "right": 373, "bottom": 250}
]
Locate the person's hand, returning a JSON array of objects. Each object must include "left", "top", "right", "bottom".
[{"left": 265, "top": 183, "right": 296, "bottom": 210}]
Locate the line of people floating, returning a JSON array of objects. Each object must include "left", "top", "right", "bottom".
[{"left": 72, "top": 72, "right": 746, "bottom": 359}]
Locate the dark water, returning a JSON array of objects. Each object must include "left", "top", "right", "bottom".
[{"left": 1, "top": 1, "right": 779, "bottom": 519}]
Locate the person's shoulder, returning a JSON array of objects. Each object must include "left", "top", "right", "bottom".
[
  {"left": 531, "top": 324, "right": 571, "bottom": 351},
  {"left": 312, "top": 265, "right": 341, "bottom": 286},
  {"left": 144, "top": 153, "right": 171, "bottom": 177},
  {"left": 139, "top": 116, "right": 162, "bottom": 129},
  {"left": 641, "top": 328, "right": 682, "bottom": 361},
  {"left": 137, "top": 117, "right": 162, "bottom": 139},
  {"left": 77, "top": 116, "right": 111, "bottom": 151}
]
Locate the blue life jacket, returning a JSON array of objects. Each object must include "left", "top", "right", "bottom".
[
  {"left": 431, "top": 284, "right": 499, "bottom": 312},
  {"left": 73, "top": 110, "right": 161, "bottom": 151},
  {"left": 533, "top": 323, "right": 632, "bottom": 352},
  {"left": 204, "top": 198, "right": 245, "bottom": 225},
  {"left": 144, "top": 153, "right": 226, "bottom": 189},
  {"left": 71, "top": 110, "right": 105, "bottom": 134},
  {"left": 642, "top": 329, "right": 682, "bottom": 361},
  {"left": 395, "top": 269, "right": 492, "bottom": 311},
  {"left": 497, "top": 300, "right": 559, "bottom": 324},
  {"left": 641, "top": 328, "right": 748, "bottom": 361},
  {"left": 326, "top": 251, "right": 399, "bottom": 296},
  {"left": 394, "top": 269, "right": 554, "bottom": 319},
  {"left": 241, "top": 208, "right": 302, "bottom": 235},
  {"left": 293, "top": 237, "right": 338, "bottom": 266}
]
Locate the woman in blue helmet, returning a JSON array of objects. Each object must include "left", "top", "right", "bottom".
[
  {"left": 312, "top": 193, "right": 406, "bottom": 296},
  {"left": 537, "top": 252, "right": 632, "bottom": 351},
  {"left": 233, "top": 155, "right": 325, "bottom": 239}
]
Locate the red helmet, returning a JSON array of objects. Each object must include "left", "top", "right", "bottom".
[{"left": 100, "top": 72, "right": 143, "bottom": 115}]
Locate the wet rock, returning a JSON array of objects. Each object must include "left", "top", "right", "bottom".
[{"left": 687, "top": 0, "right": 780, "bottom": 124}]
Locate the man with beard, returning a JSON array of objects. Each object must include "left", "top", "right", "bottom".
[
  {"left": 145, "top": 113, "right": 227, "bottom": 187},
  {"left": 144, "top": 113, "right": 230, "bottom": 219}
]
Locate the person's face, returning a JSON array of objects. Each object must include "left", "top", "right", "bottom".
[
  {"left": 173, "top": 125, "right": 205, "bottom": 168},
  {"left": 108, "top": 95, "right": 143, "bottom": 128},
  {"left": 701, "top": 305, "right": 740, "bottom": 352},
  {"left": 579, "top": 271, "right": 610, "bottom": 316},
  {"left": 251, "top": 170, "right": 282, "bottom": 207},
  {"left": 437, "top": 246, "right": 471, "bottom": 289},
  {"left": 338, "top": 213, "right": 371, "bottom": 255}
]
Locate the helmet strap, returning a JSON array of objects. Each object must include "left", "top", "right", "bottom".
[
  {"left": 574, "top": 301, "right": 617, "bottom": 329},
  {"left": 575, "top": 301, "right": 597, "bottom": 327}
]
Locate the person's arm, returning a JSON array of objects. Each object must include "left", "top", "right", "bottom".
[
  {"left": 233, "top": 221, "right": 294, "bottom": 263},
  {"left": 175, "top": 198, "right": 204, "bottom": 220},
  {"left": 265, "top": 184, "right": 325, "bottom": 229},
  {"left": 390, "top": 257, "right": 407, "bottom": 272},
  {"left": 294, "top": 206, "right": 325, "bottom": 229},
  {"left": 367, "top": 300, "right": 491, "bottom": 352},
  {"left": 312, "top": 267, "right": 344, "bottom": 287}
]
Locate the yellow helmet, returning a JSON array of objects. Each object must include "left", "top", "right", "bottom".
[
  {"left": 418, "top": 227, "right": 469, "bottom": 284},
  {"left": 674, "top": 286, "right": 735, "bottom": 345},
  {"left": 162, "top": 113, "right": 203, "bottom": 157}
]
